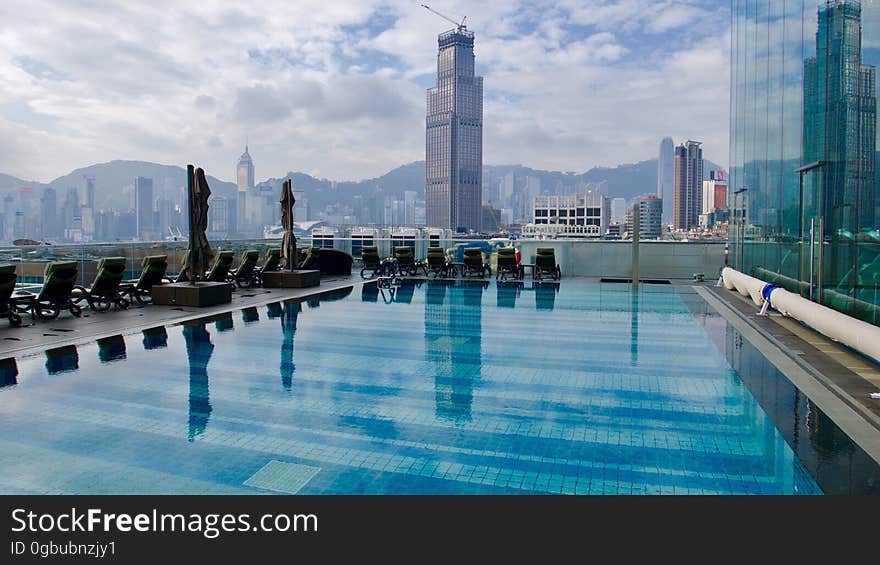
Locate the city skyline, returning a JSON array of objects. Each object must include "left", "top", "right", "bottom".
[{"left": 1, "top": 1, "right": 731, "bottom": 184}]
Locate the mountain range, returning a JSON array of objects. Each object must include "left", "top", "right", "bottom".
[{"left": 0, "top": 158, "right": 726, "bottom": 212}]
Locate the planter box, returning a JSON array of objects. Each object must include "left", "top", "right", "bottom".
[
  {"left": 261, "top": 270, "right": 320, "bottom": 288},
  {"left": 151, "top": 282, "right": 233, "bottom": 307}
]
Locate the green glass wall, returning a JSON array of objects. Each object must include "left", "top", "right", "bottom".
[{"left": 731, "top": 0, "right": 880, "bottom": 325}]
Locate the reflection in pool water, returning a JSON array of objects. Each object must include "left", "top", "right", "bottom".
[{"left": 0, "top": 281, "right": 876, "bottom": 494}]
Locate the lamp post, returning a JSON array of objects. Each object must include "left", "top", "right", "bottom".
[{"left": 795, "top": 161, "right": 826, "bottom": 301}]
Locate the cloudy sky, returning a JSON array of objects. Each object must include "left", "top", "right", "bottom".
[{"left": 0, "top": 0, "right": 730, "bottom": 183}]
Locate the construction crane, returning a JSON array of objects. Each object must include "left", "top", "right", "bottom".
[{"left": 421, "top": 4, "right": 467, "bottom": 31}]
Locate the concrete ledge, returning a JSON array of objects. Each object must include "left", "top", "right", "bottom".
[
  {"left": 151, "top": 282, "right": 233, "bottom": 307},
  {"left": 261, "top": 270, "right": 320, "bottom": 289}
]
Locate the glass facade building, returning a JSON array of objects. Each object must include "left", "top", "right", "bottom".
[
  {"left": 731, "top": 0, "right": 880, "bottom": 325},
  {"left": 426, "top": 28, "right": 483, "bottom": 232}
]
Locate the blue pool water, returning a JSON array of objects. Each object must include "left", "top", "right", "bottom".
[{"left": 0, "top": 279, "right": 848, "bottom": 494}]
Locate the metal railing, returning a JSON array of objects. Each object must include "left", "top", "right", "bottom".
[{"left": 0, "top": 237, "right": 727, "bottom": 285}]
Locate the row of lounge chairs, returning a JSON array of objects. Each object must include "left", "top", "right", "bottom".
[
  {"left": 359, "top": 246, "right": 560, "bottom": 282},
  {"left": 0, "top": 248, "right": 289, "bottom": 326}
]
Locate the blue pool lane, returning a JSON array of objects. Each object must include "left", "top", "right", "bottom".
[{"left": 0, "top": 280, "right": 835, "bottom": 494}]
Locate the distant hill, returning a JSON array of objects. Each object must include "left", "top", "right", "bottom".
[
  {"left": 46, "top": 161, "right": 237, "bottom": 210},
  {"left": 0, "top": 157, "right": 726, "bottom": 211}
]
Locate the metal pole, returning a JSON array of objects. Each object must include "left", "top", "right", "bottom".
[
  {"left": 809, "top": 218, "right": 815, "bottom": 300},
  {"left": 187, "top": 164, "right": 196, "bottom": 286},
  {"left": 632, "top": 204, "right": 640, "bottom": 289},
  {"left": 817, "top": 217, "right": 824, "bottom": 303}
]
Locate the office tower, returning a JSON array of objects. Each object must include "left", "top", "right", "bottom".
[
  {"left": 730, "top": 0, "right": 880, "bottom": 324},
  {"left": 628, "top": 195, "right": 663, "bottom": 239},
  {"left": 236, "top": 145, "right": 254, "bottom": 235},
  {"left": 657, "top": 137, "right": 675, "bottom": 223},
  {"left": 40, "top": 187, "right": 57, "bottom": 240},
  {"left": 62, "top": 187, "right": 79, "bottom": 231},
  {"left": 209, "top": 196, "right": 230, "bottom": 234},
  {"left": 673, "top": 140, "right": 703, "bottom": 230},
  {"left": 425, "top": 24, "right": 483, "bottom": 232},
  {"left": 702, "top": 171, "right": 729, "bottom": 215},
  {"left": 134, "top": 177, "right": 154, "bottom": 240},
  {"left": 528, "top": 193, "right": 609, "bottom": 237}
]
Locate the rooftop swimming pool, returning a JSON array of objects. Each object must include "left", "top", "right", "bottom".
[{"left": 0, "top": 279, "right": 877, "bottom": 494}]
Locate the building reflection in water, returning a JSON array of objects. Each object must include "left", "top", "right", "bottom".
[
  {"left": 142, "top": 326, "right": 168, "bottom": 350},
  {"left": 280, "top": 301, "right": 302, "bottom": 392},
  {"left": 182, "top": 322, "right": 214, "bottom": 441},
  {"left": 241, "top": 307, "right": 260, "bottom": 325},
  {"left": 425, "top": 280, "right": 485, "bottom": 423},
  {"left": 0, "top": 357, "right": 18, "bottom": 387},
  {"left": 97, "top": 335, "right": 127, "bottom": 364},
  {"left": 45, "top": 345, "right": 79, "bottom": 375}
]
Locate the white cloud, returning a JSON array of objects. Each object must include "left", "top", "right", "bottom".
[{"left": 0, "top": 0, "right": 730, "bottom": 183}]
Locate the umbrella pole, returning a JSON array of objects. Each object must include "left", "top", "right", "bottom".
[{"left": 187, "top": 164, "right": 196, "bottom": 286}]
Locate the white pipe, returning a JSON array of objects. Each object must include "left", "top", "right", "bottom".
[
  {"left": 767, "top": 286, "right": 880, "bottom": 363},
  {"left": 721, "top": 267, "right": 880, "bottom": 364},
  {"left": 721, "top": 267, "right": 766, "bottom": 306}
]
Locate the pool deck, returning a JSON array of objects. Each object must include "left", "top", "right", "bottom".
[
  {"left": 700, "top": 283, "right": 880, "bottom": 466},
  {"left": 0, "top": 274, "right": 365, "bottom": 359}
]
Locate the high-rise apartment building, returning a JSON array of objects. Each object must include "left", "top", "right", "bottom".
[
  {"left": 426, "top": 25, "right": 483, "bottom": 232},
  {"left": 657, "top": 137, "right": 675, "bottom": 223},
  {"left": 236, "top": 145, "right": 254, "bottom": 235},
  {"left": 628, "top": 195, "right": 663, "bottom": 239},
  {"left": 134, "top": 176, "right": 154, "bottom": 240},
  {"left": 673, "top": 140, "right": 703, "bottom": 231}
]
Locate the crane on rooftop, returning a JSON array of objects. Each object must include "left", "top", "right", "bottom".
[{"left": 421, "top": 4, "right": 467, "bottom": 32}]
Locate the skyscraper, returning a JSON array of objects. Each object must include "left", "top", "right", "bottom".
[
  {"left": 134, "top": 176, "right": 154, "bottom": 240},
  {"left": 673, "top": 140, "right": 703, "bottom": 231},
  {"left": 426, "top": 24, "right": 483, "bottom": 232},
  {"left": 236, "top": 145, "right": 254, "bottom": 235},
  {"left": 83, "top": 175, "right": 95, "bottom": 209},
  {"left": 40, "top": 187, "right": 57, "bottom": 240},
  {"left": 657, "top": 137, "right": 675, "bottom": 223},
  {"left": 803, "top": 0, "right": 876, "bottom": 232}
]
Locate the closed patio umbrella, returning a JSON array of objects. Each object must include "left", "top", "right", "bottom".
[
  {"left": 179, "top": 165, "right": 214, "bottom": 283},
  {"left": 280, "top": 178, "right": 297, "bottom": 271}
]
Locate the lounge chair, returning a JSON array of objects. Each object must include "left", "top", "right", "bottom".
[
  {"left": 231, "top": 250, "right": 260, "bottom": 288},
  {"left": 495, "top": 247, "right": 521, "bottom": 281},
  {"left": 0, "top": 264, "right": 35, "bottom": 326},
  {"left": 33, "top": 261, "right": 82, "bottom": 320},
  {"left": 254, "top": 248, "right": 281, "bottom": 284},
  {"left": 299, "top": 247, "right": 319, "bottom": 270},
  {"left": 534, "top": 248, "right": 561, "bottom": 281},
  {"left": 72, "top": 257, "right": 130, "bottom": 312},
  {"left": 360, "top": 246, "right": 381, "bottom": 279},
  {"left": 462, "top": 247, "right": 488, "bottom": 278},
  {"left": 205, "top": 250, "right": 235, "bottom": 283},
  {"left": 125, "top": 255, "right": 170, "bottom": 305},
  {"left": 394, "top": 246, "right": 423, "bottom": 276},
  {"left": 426, "top": 247, "right": 452, "bottom": 278}
]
